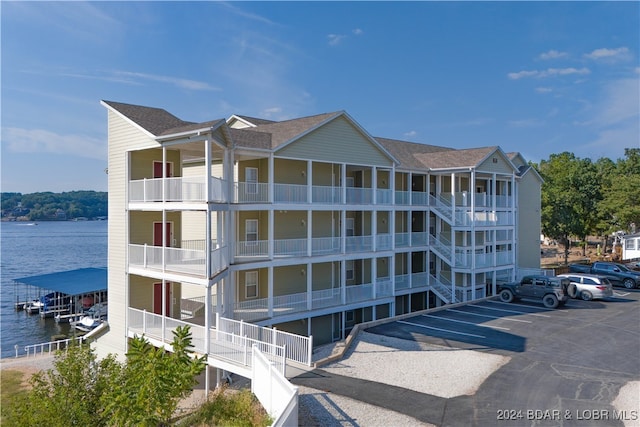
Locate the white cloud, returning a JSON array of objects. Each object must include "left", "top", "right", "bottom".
[
  {"left": 584, "top": 47, "right": 631, "bottom": 61},
  {"left": 328, "top": 34, "right": 346, "bottom": 46},
  {"left": 352, "top": 28, "right": 364, "bottom": 36},
  {"left": 112, "top": 71, "right": 220, "bottom": 91},
  {"left": 508, "top": 67, "right": 590, "bottom": 80},
  {"left": 536, "top": 87, "right": 553, "bottom": 93},
  {"left": 403, "top": 130, "right": 417, "bottom": 138},
  {"left": 3, "top": 128, "right": 105, "bottom": 160},
  {"left": 538, "top": 50, "right": 568, "bottom": 60},
  {"left": 260, "top": 107, "right": 283, "bottom": 119},
  {"left": 508, "top": 119, "right": 544, "bottom": 128}
]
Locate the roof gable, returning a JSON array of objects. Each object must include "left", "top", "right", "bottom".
[
  {"left": 101, "top": 100, "right": 192, "bottom": 136},
  {"left": 275, "top": 113, "right": 396, "bottom": 166}
]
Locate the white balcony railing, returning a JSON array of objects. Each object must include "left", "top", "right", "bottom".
[
  {"left": 346, "top": 187, "right": 373, "bottom": 204},
  {"left": 312, "top": 186, "right": 341, "bottom": 204},
  {"left": 234, "top": 182, "right": 269, "bottom": 203},
  {"left": 129, "top": 244, "right": 207, "bottom": 276},
  {"left": 274, "top": 183, "right": 308, "bottom": 203},
  {"left": 345, "top": 235, "right": 373, "bottom": 252},
  {"left": 129, "top": 176, "right": 227, "bottom": 203},
  {"left": 311, "top": 237, "right": 341, "bottom": 255}
]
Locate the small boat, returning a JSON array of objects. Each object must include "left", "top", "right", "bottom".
[
  {"left": 24, "top": 299, "right": 44, "bottom": 314},
  {"left": 74, "top": 316, "right": 102, "bottom": 332}
]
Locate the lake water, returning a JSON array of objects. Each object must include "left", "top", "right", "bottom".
[{"left": 0, "top": 220, "right": 107, "bottom": 359}]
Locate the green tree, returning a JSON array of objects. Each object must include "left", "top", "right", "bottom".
[
  {"left": 599, "top": 148, "right": 640, "bottom": 234},
  {"left": 538, "top": 152, "right": 593, "bottom": 264},
  {"left": 102, "top": 326, "right": 207, "bottom": 426},
  {"left": 2, "top": 343, "right": 121, "bottom": 426}
]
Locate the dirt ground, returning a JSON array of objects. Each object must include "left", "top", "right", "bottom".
[{"left": 540, "top": 243, "right": 619, "bottom": 268}]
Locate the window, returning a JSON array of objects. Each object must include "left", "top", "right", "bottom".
[
  {"left": 245, "top": 271, "right": 258, "bottom": 299},
  {"left": 246, "top": 220, "right": 258, "bottom": 245},
  {"left": 346, "top": 260, "right": 354, "bottom": 281},
  {"left": 625, "top": 239, "right": 636, "bottom": 250},
  {"left": 246, "top": 167, "right": 258, "bottom": 194},
  {"left": 346, "top": 218, "right": 355, "bottom": 237}
]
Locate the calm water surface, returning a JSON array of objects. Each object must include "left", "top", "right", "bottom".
[{"left": 0, "top": 221, "right": 107, "bottom": 358}]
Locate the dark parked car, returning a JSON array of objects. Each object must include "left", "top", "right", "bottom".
[
  {"left": 569, "top": 261, "right": 640, "bottom": 289},
  {"left": 498, "top": 275, "right": 570, "bottom": 308}
]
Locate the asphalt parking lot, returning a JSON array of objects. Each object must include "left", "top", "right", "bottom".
[{"left": 294, "top": 288, "right": 640, "bottom": 426}]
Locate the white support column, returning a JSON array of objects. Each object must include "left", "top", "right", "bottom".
[
  {"left": 307, "top": 210, "right": 312, "bottom": 256},
  {"left": 372, "top": 256, "right": 377, "bottom": 300},
  {"left": 341, "top": 260, "right": 346, "bottom": 305},
  {"left": 372, "top": 166, "right": 377, "bottom": 205},
  {"left": 268, "top": 266, "right": 274, "bottom": 318},
  {"left": 307, "top": 160, "right": 312, "bottom": 203},
  {"left": 205, "top": 139, "right": 212, "bottom": 279},
  {"left": 268, "top": 210, "right": 274, "bottom": 259},
  {"left": 390, "top": 254, "right": 396, "bottom": 296},
  {"left": 307, "top": 262, "right": 312, "bottom": 310},
  {"left": 268, "top": 154, "right": 274, "bottom": 203},
  {"left": 204, "top": 281, "right": 211, "bottom": 393}
]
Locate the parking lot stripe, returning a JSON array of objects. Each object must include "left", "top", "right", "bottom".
[
  {"left": 446, "top": 308, "right": 532, "bottom": 323},
  {"left": 613, "top": 291, "right": 630, "bottom": 297},
  {"left": 478, "top": 302, "right": 551, "bottom": 317},
  {"left": 397, "top": 320, "right": 486, "bottom": 338},
  {"left": 422, "top": 314, "right": 511, "bottom": 330}
]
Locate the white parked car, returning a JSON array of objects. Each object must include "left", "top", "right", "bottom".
[{"left": 556, "top": 273, "right": 614, "bottom": 301}]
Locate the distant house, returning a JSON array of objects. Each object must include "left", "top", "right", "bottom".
[
  {"left": 622, "top": 233, "right": 640, "bottom": 261},
  {"left": 95, "top": 100, "right": 543, "bottom": 363}
]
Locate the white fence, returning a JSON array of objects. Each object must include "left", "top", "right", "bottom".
[{"left": 252, "top": 346, "right": 298, "bottom": 427}]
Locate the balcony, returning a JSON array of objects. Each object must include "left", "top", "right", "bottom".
[
  {"left": 129, "top": 176, "right": 227, "bottom": 203},
  {"left": 232, "top": 281, "right": 394, "bottom": 322},
  {"left": 129, "top": 244, "right": 228, "bottom": 278}
]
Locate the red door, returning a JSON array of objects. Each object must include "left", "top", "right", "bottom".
[
  {"left": 153, "top": 161, "right": 171, "bottom": 178},
  {"left": 153, "top": 282, "right": 171, "bottom": 315},
  {"left": 153, "top": 222, "right": 172, "bottom": 246}
]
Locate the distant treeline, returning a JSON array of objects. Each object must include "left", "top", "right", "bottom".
[{"left": 1, "top": 191, "right": 107, "bottom": 220}]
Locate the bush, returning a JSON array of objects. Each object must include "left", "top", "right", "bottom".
[{"left": 177, "top": 387, "right": 272, "bottom": 427}]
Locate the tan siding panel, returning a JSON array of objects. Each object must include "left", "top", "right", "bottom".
[
  {"left": 517, "top": 174, "right": 542, "bottom": 268},
  {"left": 277, "top": 116, "right": 392, "bottom": 166},
  {"left": 477, "top": 153, "right": 515, "bottom": 174}
]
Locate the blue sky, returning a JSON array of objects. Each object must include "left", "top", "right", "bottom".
[{"left": 2, "top": 1, "right": 639, "bottom": 193}]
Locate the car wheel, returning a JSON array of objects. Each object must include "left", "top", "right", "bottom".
[
  {"left": 623, "top": 279, "right": 635, "bottom": 289},
  {"left": 568, "top": 284, "right": 578, "bottom": 298},
  {"left": 543, "top": 294, "right": 559, "bottom": 309},
  {"left": 499, "top": 289, "right": 514, "bottom": 303},
  {"left": 580, "top": 291, "right": 593, "bottom": 301}
]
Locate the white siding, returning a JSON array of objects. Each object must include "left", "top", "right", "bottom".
[{"left": 99, "top": 110, "right": 157, "bottom": 356}]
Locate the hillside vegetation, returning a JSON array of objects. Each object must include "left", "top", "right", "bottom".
[{"left": 1, "top": 191, "right": 107, "bottom": 221}]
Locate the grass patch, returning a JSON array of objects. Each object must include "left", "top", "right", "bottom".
[{"left": 1, "top": 370, "right": 30, "bottom": 423}]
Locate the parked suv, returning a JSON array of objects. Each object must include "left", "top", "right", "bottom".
[
  {"left": 569, "top": 261, "right": 640, "bottom": 289},
  {"left": 556, "top": 273, "right": 614, "bottom": 301},
  {"left": 498, "top": 275, "right": 570, "bottom": 308}
]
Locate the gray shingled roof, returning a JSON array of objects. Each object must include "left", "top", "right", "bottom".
[
  {"left": 415, "top": 146, "right": 498, "bottom": 169},
  {"left": 234, "top": 115, "right": 277, "bottom": 126},
  {"left": 104, "top": 100, "right": 522, "bottom": 173},
  {"left": 238, "top": 112, "right": 340, "bottom": 149},
  {"left": 102, "top": 100, "right": 193, "bottom": 135},
  {"left": 376, "top": 137, "right": 454, "bottom": 170}
]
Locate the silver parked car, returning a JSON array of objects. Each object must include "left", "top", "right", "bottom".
[{"left": 557, "top": 273, "right": 614, "bottom": 301}]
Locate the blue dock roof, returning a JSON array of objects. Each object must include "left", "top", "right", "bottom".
[{"left": 14, "top": 267, "right": 107, "bottom": 295}]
